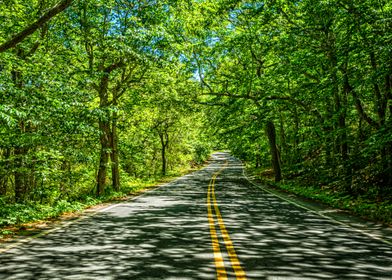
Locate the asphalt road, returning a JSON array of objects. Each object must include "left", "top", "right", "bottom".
[{"left": 1, "top": 152, "right": 392, "bottom": 279}]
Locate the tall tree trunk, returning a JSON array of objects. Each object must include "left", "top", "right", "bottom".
[
  {"left": 324, "top": 104, "right": 334, "bottom": 167},
  {"left": 279, "top": 111, "right": 287, "bottom": 163},
  {"left": 385, "top": 72, "right": 392, "bottom": 116},
  {"left": 292, "top": 106, "right": 300, "bottom": 164},
  {"left": 327, "top": 38, "right": 347, "bottom": 164},
  {"left": 110, "top": 109, "right": 120, "bottom": 191},
  {"left": 96, "top": 71, "right": 110, "bottom": 196},
  {"left": 12, "top": 69, "right": 28, "bottom": 202},
  {"left": 369, "top": 51, "right": 386, "bottom": 125},
  {"left": 340, "top": 63, "right": 353, "bottom": 162},
  {"left": 159, "top": 132, "right": 169, "bottom": 176},
  {"left": 14, "top": 147, "right": 26, "bottom": 202},
  {"left": 97, "top": 120, "right": 110, "bottom": 196},
  {"left": 385, "top": 72, "right": 392, "bottom": 188},
  {"left": 265, "top": 121, "right": 282, "bottom": 182},
  {"left": 385, "top": 144, "right": 392, "bottom": 190},
  {"left": 94, "top": 61, "right": 125, "bottom": 195},
  {"left": 0, "top": 148, "right": 11, "bottom": 195}
]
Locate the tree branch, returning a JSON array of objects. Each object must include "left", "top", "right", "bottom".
[
  {"left": 0, "top": 0, "right": 73, "bottom": 53},
  {"left": 265, "top": 95, "right": 323, "bottom": 121},
  {"left": 104, "top": 60, "right": 125, "bottom": 74},
  {"left": 351, "top": 87, "right": 380, "bottom": 128}
]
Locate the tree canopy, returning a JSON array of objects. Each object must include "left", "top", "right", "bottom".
[{"left": 1, "top": 0, "right": 391, "bottom": 225}]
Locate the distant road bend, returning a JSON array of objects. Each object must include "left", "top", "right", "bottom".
[{"left": 1, "top": 152, "right": 392, "bottom": 279}]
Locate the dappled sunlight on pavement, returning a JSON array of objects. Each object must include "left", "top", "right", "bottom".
[
  {"left": 0, "top": 152, "right": 391, "bottom": 279},
  {"left": 0, "top": 169, "right": 217, "bottom": 279},
  {"left": 214, "top": 153, "right": 392, "bottom": 279}
]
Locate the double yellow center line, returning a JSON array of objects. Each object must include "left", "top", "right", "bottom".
[{"left": 207, "top": 161, "right": 247, "bottom": 279}]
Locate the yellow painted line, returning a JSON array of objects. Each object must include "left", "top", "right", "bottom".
[
  {"left": 208, "top": 179, "right": 228, "bottom": 279},
  {"left": 207, "top": 161, "right": 247, "bottom": 279},
  {"left": 212, "top": 182, "right": 247, "bottom": 279}
]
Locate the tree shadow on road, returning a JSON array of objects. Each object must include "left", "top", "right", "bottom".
[
  {"left": 1, "top": 154, "right": 392, "bottom": 280},
  {"left": 0, "top": 170, "right": 216, "bottom": 280},
  {"left": 216, "top": 156, "right": 392, "bottom": 279}
]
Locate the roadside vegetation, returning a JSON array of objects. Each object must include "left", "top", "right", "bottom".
[
  {"left": 0, "top": 0, "right": 212, "bottom": 233},
  {"left": 192, "top": 1, "right": 392, "bottom": 224},
  {"left": 0, "top": 164, "right": 205, "bottom": 239},
  {"left": 1, "top": 0, "right": 391, "bottom": 232},
  {"left": 248, "top": 166, "right": 392, "bottom": 225}
]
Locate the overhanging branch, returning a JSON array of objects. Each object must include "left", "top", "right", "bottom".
[{"left": 0, "top": 0, "right": 73, "bottom": 53}]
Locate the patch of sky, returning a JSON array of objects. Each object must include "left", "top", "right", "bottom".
[{"left": 205, "top": 36, "right": 220, "bottom": 46}]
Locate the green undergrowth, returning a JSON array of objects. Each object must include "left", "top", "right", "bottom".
[
  {"left": 247, "top": 166, "right": 392, "bottom": 225},
  {"left": 0, "top": 165, "right": 203, "bottom": 237},
  {"left": 0, "top": 182, "right": 150, "bottom": 229}
]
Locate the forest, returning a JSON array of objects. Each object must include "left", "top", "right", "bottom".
[{"left": 1, "top": 0, "right": 391, "bottom": 230}]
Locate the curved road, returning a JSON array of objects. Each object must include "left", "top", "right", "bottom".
[{"left": 1, "top": 152, "right": 391, "bottom": 279}]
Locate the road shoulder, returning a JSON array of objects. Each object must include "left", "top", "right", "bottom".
[{"left": 243, "top": 168, "right": 392, "bottom": 247}]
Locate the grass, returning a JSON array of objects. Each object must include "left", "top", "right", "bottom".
[
  {"left": 276, "top": 182, "right": 392, "bottom": 225},
  {"left": 247, "top": 166, "right": 392, "bottom": 226},
  {"left": 0, "top": 164, "right": 205, "bottom": 239}
]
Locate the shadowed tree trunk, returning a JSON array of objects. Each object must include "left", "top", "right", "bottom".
[
  {"left": 0, "top": 149, "right": 11, "bottom": 195},
  {"left": 96, "top": 71, "right": 110, "bottom": 196},
  {"left": 11, "top": 67, "right": 28, "bottom": 202},
  {"left": 95, "top": 61, "right": 124, "bottom": 196},
  {"left": 265, "top": 120, "right": 282, "bottom": 182},
  {"left": 159, "top": 130, "right": 169, "bottom": 176},
  {"left": 110, "top": 107, "right": 120, "bottom": 191},
  {"left": 97, "top": 120, "right": 110, "bottom": 196},
  {"left": 14, "top": 146, "right": 28, "bottom": 202}
]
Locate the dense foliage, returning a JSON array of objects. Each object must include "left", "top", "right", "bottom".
[
  {"left": 0, "top": 0, "right": 211, "bottom": 213},
  {"left": 192, "top": 0, "right": 392, "bottom": 200},
  {"left": 0, "top": 0, "right": 391, "bottom": 227}
]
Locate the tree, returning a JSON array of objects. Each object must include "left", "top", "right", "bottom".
[
  {"left": 0, "top": 0, "right": 74, "bottom": 53},
  {"left": 187, "top": 0, "right": 392, "bottom": 194}
]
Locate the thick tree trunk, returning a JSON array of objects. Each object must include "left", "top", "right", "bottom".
[
  {"left": 385, "top": 73, "right": 392, "bottom": 116},
  {"left": 97, "top": 120, "right": 110, "bottom": 196},
  {"left": 385, "top": 144, "right": 392, "bottom": 189},
  {"left": 0, "top": 178, "right": 6, "bottom": 196},
  {"left": 161, "top": 146, "right": 166, "bottom": 176},
  {"left": 11, "top": 69, "right": 28, "bottom": 202},
  {"left": 292, "top": 106, "right": 300, "bottom": 164},
  {"left": 279, "top": 112, "right": 287, "bottom": 163},
  {"left": 384, "top": 72, "right": 392, "bottom": 188},
  {"left": 96, "top": 70, "right": 110, "bottom": 196},
  {"left": 369, "top": 51, "right": 386, "bottom": 125},
  {"left": 340, "top": 66, "right": 353, "bottom": 161},
  {"left": 14, "top": 147, "right": 26, "bottom": 202},
  {"left": 265, "top": 121, "right": 282, "bottom": 182},
  {"left": 329, "top": 46, "right": 349, "bottom": 164},
  {"left": 0, "top": 148, "right": 11, "bottom": 195},
  {"left": 95, "top": 62, "right": 125, "bottom": 195},
  {"left": 324, "top": 108, "right": 333, "bottom": 167},
  {"left": 110, "top": 110, "right": 120, "bottom": 191},
  {"left": 159, "top": 132, "right": 168, "bottom": 176}
]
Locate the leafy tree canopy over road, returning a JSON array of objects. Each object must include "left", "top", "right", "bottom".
[{"left": 1, "top": 0, "right": 391, "bottom": 226}]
